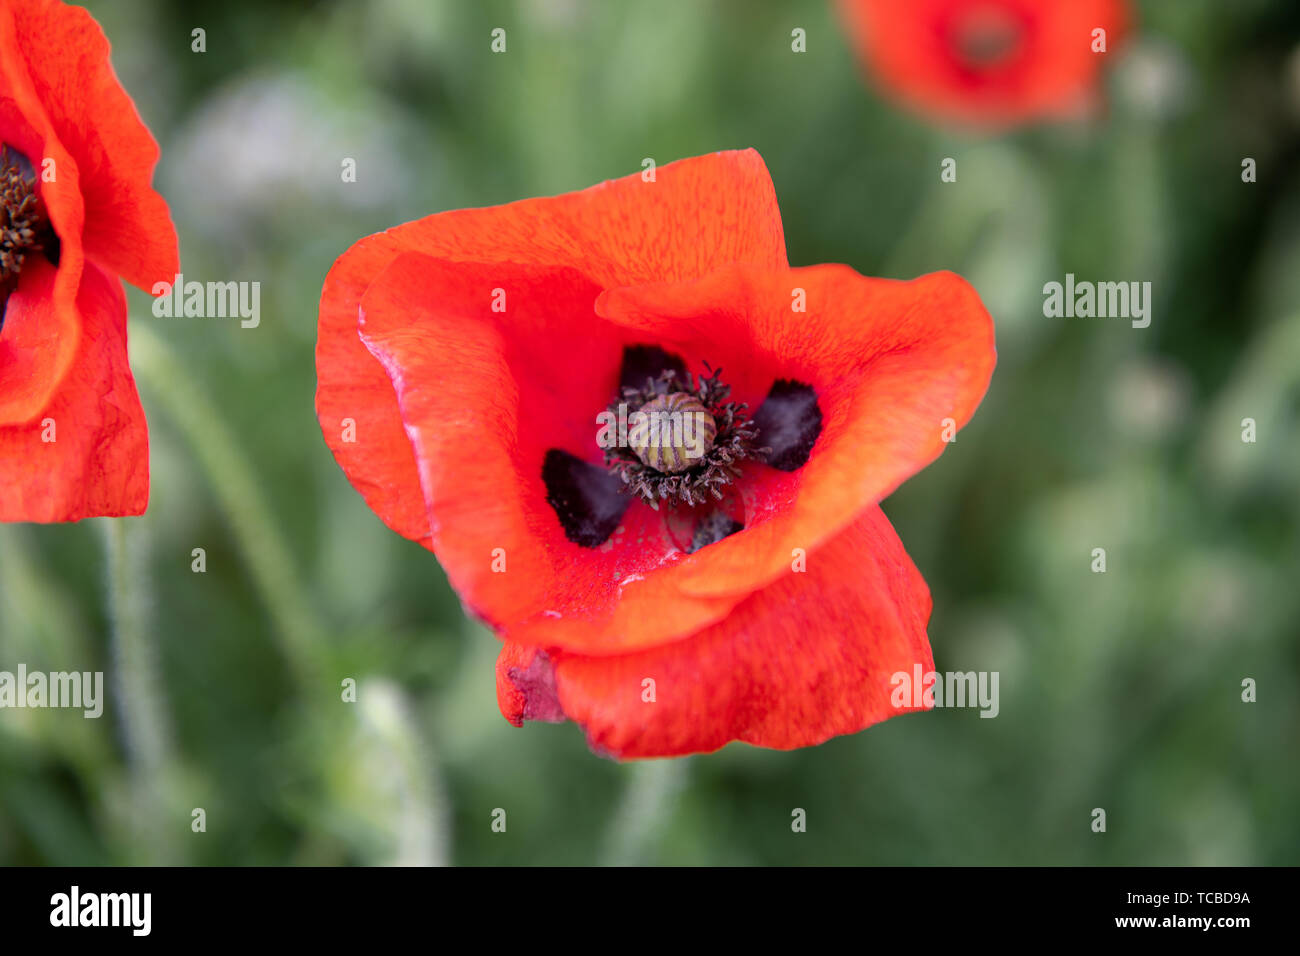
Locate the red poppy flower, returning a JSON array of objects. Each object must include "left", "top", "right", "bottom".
[
  {"left": 837, "top": 0, "right": 1130, "bottom": 129},
  {"left": 316, "top": 149, "right": 995, "bottom": 758},
  {"left": 0, "top": 0, "right": 178, "bottom": 522}
]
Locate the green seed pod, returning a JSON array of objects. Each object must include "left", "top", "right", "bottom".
[{"left": 628, "top": 392, "right": 717, "bottom": 474}]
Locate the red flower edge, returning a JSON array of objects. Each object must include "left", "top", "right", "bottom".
[{"left": 0, "top": 0, "right": 178, "bottom": 522}]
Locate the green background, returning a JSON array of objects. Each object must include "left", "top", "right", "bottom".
[{"left": 1, "top": 0, "right": 1298, "bottom": 865}]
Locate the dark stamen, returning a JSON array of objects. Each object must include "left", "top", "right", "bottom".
[{"left": 1, "top": 145, "right": 55, "bottom": 329}]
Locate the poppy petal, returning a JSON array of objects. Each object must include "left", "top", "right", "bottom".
[
  {"left": 496, "top": 643, "right": 565, "bottom": 726},
  {"left": 0, "top": 256, "right": 80, "bottom": 424},
  {"left": 354, "top": 251, "right": 631, "bottom": 632},
  {"left": 497, "top": 505, "right": 934, "bottom": 758},
  {"left": 317, "top": 149, "right": 787, "bottom": 549},
  {"left": 0, "top": 0, "right": 179, "bottom": 291},
  {"left": 0, "top": 259, "right": 147, "bottom": 521}
]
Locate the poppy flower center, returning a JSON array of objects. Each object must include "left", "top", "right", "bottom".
[
  {"left": 542, "top": 345, "right": 823, "bottom": 551},
  {"left": 951, "top": 9, "right": 1025, "bottom": 70},
  {"left": 602, "top": 362, "right": 763, "bottom": 510},
  {"left": 0, "top": 146, "right": 49, "bottom": 286}
]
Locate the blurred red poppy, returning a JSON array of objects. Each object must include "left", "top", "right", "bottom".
[
  {"left": 317, "top": 150, "right": 995, "bottom": 758},
  {"left": 0, "top": 0, "right": 178, "bottom": 522},
  {"left": 838, "top": 0, "right": 1130, "bottom": 129}
]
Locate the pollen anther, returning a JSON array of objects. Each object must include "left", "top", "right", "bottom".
[{"left": 0, "top": 146, "right": 47, "bottom": 285}]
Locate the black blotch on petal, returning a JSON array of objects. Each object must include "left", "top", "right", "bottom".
[
  {"left": 619, "top": 344, "right": 687, "bottom": 393},
  {"left": 542, "top": 449, "right": 630, "bottom": 548},
  {"left": 752, "top": 379, "right": 823, "bottom": 471},
  {"left": 688, "top": 511, "right": 744, "bottom": 554},
  {"left": 42, "top": 233, "right": 61, "bottom": 268},
  {"left": 0, "top": 273, "right": 18, "bottom": 334}
]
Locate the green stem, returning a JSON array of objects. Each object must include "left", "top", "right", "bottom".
[
  {"left": 601, "top": 759, "right": 689, "bottom": 866},
  {"left": 101, "top": 517, "right": 179, "bottom": 864},
  {"left": 358, "top": 679, "right": 451, "bottom": 866},
  {"left": 129, "top": 323, "right": 324, "bottom": 689}
]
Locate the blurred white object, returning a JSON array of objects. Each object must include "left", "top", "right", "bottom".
[
  {"left": 163, "top": 73, "right": 412, "bottom": 237},
  {"left": 1115, "top": 39, "right": 1195, "bottom": 120}
]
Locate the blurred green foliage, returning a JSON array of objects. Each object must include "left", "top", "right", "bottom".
[{"left": 1, "top": 0, "right": 1298, "bottom": 865}]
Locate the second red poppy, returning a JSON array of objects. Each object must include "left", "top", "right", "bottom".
[{"left": 838, "top": 0, "right": 1131, "bottom": 129}]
